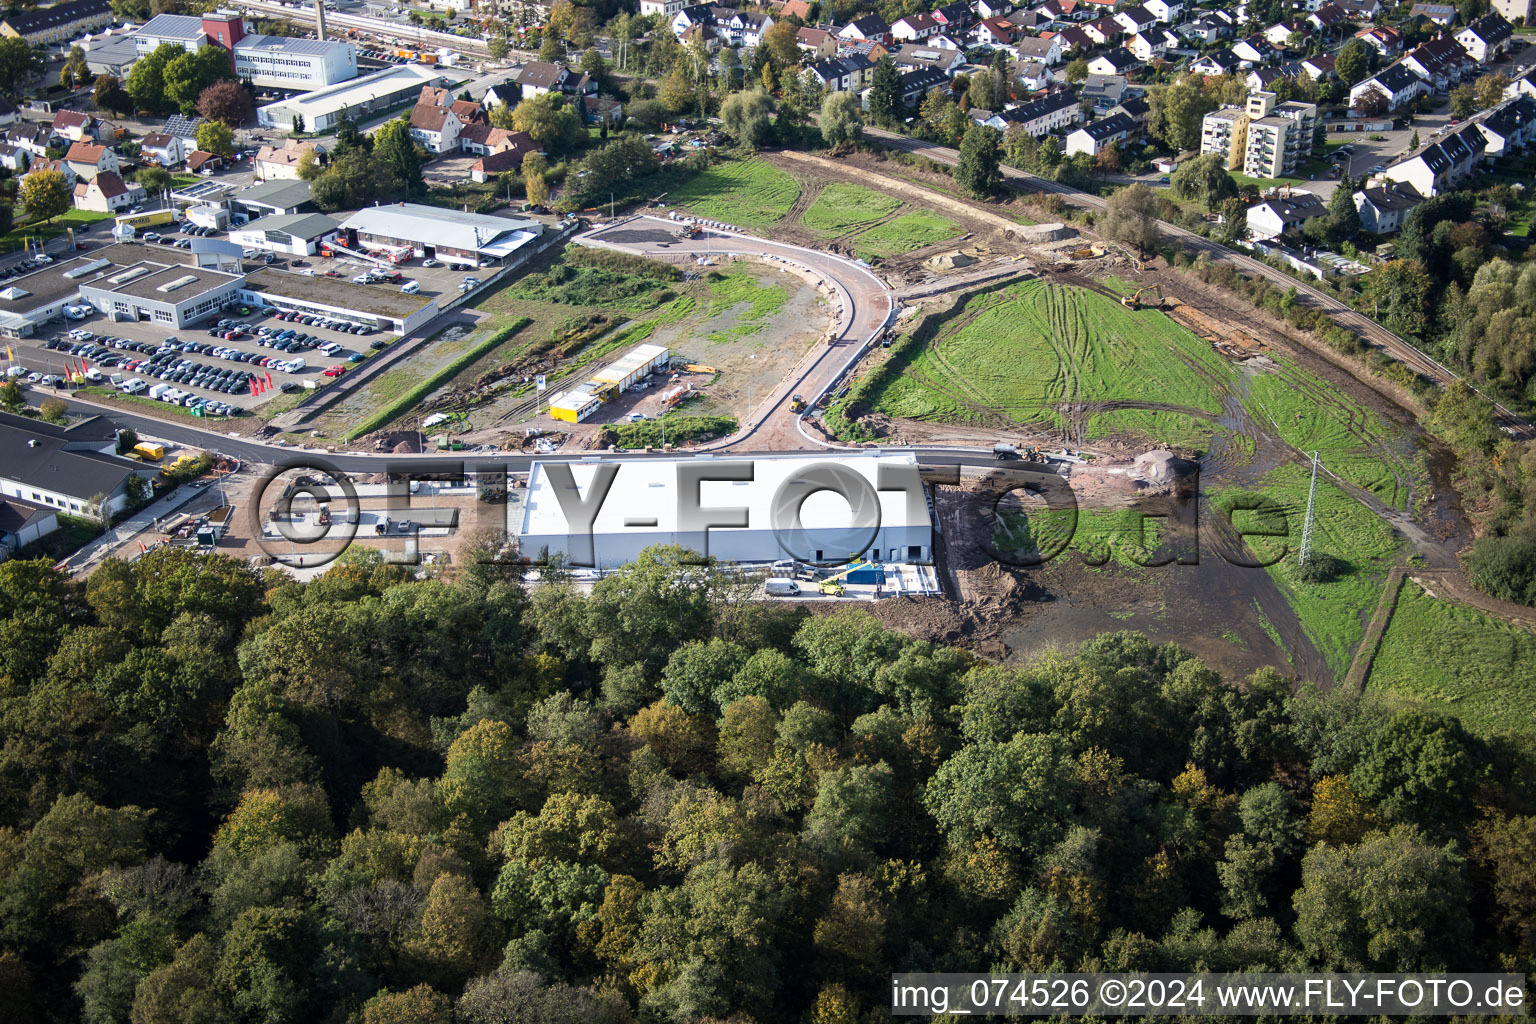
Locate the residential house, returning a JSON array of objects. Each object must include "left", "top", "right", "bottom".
[
  {"left": 1408, "top": 3, "right": 1458, "bottom": 26},
  {"left": 892, "top": 44, "right": 966, "bottom": 75},
  {"left": 838, "top": 14, "right": 888, "bottom": 41},
  {"left": 932, "top": 1, "right": 976, "bottom": 33},
  {"left": 1009, "top": 9, "right": 1051, "bottom": 31},
  {"left": 138, "top": 132, "right": 188, "bottom": 167},
  {"left": 72, "top": 171, "right": 142, "bottom": 213},
  {"left": 976, "top": 0, "right": 1014, "bottom": 17},
  {"left": 517, "top": 62, "right": 573, "bottom": 100},
  {"left": 255, "top": 139, "right": 326, "bottom": 182},
  {"left": 409, "top": 104, "right": 463, "bottom": 154},
  {"left": 51, "top": 110, "right": 107, "bottom": 144},
  {"left": 1081, "top": 73, "right": 1129, "bottom": 112},
  {"left": 1353, "top": 181, "right": 1425, "bottom": 233},
  {"left": 1016, "top": 59, "right": 1052, "bottom": 90},
  {"left": 584, "top": 96, "right": 624, "bottom": 125},
  {"left": 976, "top": 16, "right": 1021, "bottom": 48},
  {"left": 1065, "top": 112, "right": 1137, "bottom": 155},
  {"left": 1080, "top": 17, "right": 1121, "bottom": 45},
  {"left": 1337, "top": 0, "right": 1382, "bottom": 19},
  {"left": 1231, "top": 36, "right": 1276, "bottom": 65},
  {"left": 1354, "top": 25, "right": 1404, "bottom": 57},
  {"left": 1035, "top": 0, "right": 1081, "bottom": 21},
  {"left": 806, "top": 55, "right": 874, "bottom": 91},
  {"left": 680, "top": 22, "right": 721, "bottom": 50},
  {"left": 3, "top": 125, "right": 55, "bottom": 160},
  {"left": 1005, "top": 88, "right": 1084, "bottom": 136},
  {"left": 0, "top": 143, "right": 26, "bottom": 174},
  {"left": 839, "top": 38, "right": 889, "bottom": 63},
  {"left": 0, "top": 0, "right": 112, "bottom": 47},
  {"left": 1246, "top": 192, "right": 1327, "bottom": 239},
  {"left": 451, "top": 99, "right": 487, "bottom": 126},
  {"left": 1350, "top": 62, "right": 1428, "bottom": 111},
  {"left": 796, "top": 27, "right": 837, "bottom": 58},
  {"left": 883, "top": 67, "right": 952, "bottom": 108},
  {"left": 0, "top": 497, "right": 59, "bottom": 559},
  {"left": 1201, "top": 107, "right": 1249, "bottom": 168},
  {"left": 1190, "top": 50, "right": 1241, "bottom": 76},
  {"left": 1246, "top": 65, "right": 1303, "bottom": 94},
  {"left": 1476, "top": 95, "right": 1536, "bottom": 156},
  {"left": 1180, "top": 17, "right": 1230, "bottom": 44},
  {"left": 1055, "top": 25, "right": 1096, "bottom": 52},
  {"left": 1244, "top": 93, "right": 1318, "bottom": 178},
  {"left": 1111, "top": 95, "right": 1150, "bottom": 127},
  {"left": 1506, "top": 64, "right": 1536, "bottom": 101},
  {"left": 467, "top": 132, "right": 542, "bottom": 182},
  {"left": 1300, "top": 53, "right": 1335, "bottom": 79},
  {"left": 64, "top": 141, "right": 118, "bottom": 182},
  {"left": 891, "top": 12, "right": 940, "bottom": 41},
  {"left": 185, "top": 150, "right": 220, "bottom": 174},
  {"left": 22, "top": 159, "right": 74, "bottom": 188},
  {"left": 1380, "top": 125, "right": 1485, "bottom": 196},
  {"left": 1493, "top": 0, "right": 1531, "bottom": 22},
  {"left": 1141, "top": 0, "right": 1183, "bottom": 23},
  {"left": 723, "top": 10, "right": 773, "bottom": 48},
  {"left": 1308, "top": 3, "right": 1350, "bottom": 32},
  {"left": 0, "top": 97, "right": 17, "bottom": 130},
  {"left": 1014, "top": 34, "right": 1064, "bottom": 64},
  {"left": 1456, "top": 12, "right": 1513, "bottom": 62},
  {"left": 778, "top": 0, "right": 812, "bottom": 19},
  {"left": 1086, "top": 47, "right": 1139, "bottom": 76},
  {"left": 1128, "top": 29, "right": 1177, "bottom": 61},
  {"left": 1113, "top": 6, "right": 1156, "bottom": 35},
  {"left": 1401, "top": 37, "right": 1474, "bottom": 92},
  {"left": 1265, "top": 19, "right": 1310, "bottom": 48}
]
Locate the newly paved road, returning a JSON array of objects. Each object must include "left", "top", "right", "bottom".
[{"left": 866, "top": 128, "right": 1534, "bottom": 440}]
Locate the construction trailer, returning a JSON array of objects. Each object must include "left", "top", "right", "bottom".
[{"left": 548, "top": 343, "right": 670, "bottom": 423}]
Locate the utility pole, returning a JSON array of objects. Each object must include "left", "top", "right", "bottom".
[{"left": 1299, "top": 450, "right": 1319, "bottom": 567}]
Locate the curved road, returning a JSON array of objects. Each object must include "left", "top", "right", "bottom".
[{"left": 868, "top": 128, "right": 1534, "bottom": 440}]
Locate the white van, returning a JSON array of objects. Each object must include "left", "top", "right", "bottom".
[
  {"left": 399, "top": 280, "right": 420, "bottom": 294},
  {"left": 764, "top": 578, "right": 801, "bottom": 597}
]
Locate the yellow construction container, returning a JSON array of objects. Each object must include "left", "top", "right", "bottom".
[
  {"left": 549, "top": 386, "right": 602, "bottom": 423},
  {"left": 133, "top": 442, "right": 165, "bottom": 462}
]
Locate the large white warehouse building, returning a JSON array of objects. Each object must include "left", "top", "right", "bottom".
[{"left": 516, "top": 453, "right": 933, "bottom": 569}]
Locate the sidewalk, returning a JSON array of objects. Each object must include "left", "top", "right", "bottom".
[{"left": 60, "top": 480, "right": 221, "bottom": 574}]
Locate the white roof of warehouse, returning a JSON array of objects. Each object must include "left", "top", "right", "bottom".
[
  {"left": 341, "top": 203, "right": 540, "bottom": 254},
  {"left": 259, "top": 64, "right": 443, "bottom": 121},
  {"left": 519, "top": 453, "right": 924, "bottom": 537},
  {"left": 137, "top": 14, "right": 205, "bottom": 41},
  {"left": 238, "top": 34, "right": 351, "bottom": 57}
]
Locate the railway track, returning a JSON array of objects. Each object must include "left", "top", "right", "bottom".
[
  {"left": 229, "top": 0, "right": 492, "bottom": 57},
  {"left": 867, "top": 128, "right": 1534, "bottom": 441}
]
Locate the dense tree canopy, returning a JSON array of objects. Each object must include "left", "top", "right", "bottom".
[{"left": 0, "top": 546, "right": 1531, "bottom": 1022}]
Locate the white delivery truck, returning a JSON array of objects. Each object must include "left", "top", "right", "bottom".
[
  {"left": 148, "top": 383, "right": 169, "bottom": 400},
  {"left": 764, "top": 578, "right": 801, "bottom": 597}
]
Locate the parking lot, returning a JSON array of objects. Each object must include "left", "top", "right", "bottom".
[{"left": 13, "top": 302, "right": 397, "bottom": 418}]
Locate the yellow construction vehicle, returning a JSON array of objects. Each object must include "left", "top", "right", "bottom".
[
  {"left": 790, "top": 394, "right": 806, "bottom": 412},
  {"left": 1121, "top": 284, "right": 1163, "bottom": 311},
  {"left": 817, "top": 559, "right": 879, "bottom": 596}
]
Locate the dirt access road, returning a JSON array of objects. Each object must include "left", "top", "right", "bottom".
[
  {"left": 576, "top": 215, "right": 896, "bottom": 450},
  {"left": 865, "top": 128, "right": 1535, "bottom": 441}
]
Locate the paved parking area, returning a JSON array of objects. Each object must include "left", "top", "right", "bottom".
[{"left": 11, "top": 304, "right": 397, "bottom": 416}]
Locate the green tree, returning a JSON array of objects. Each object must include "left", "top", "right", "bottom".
[
  {"left": 1365, "top": 259, "right": 1436, "bottom": 336},
  {"left": 372, "top": 115, "right": 426, "bottom": 197},
  {"left": 1335, "top": 39, "right": 1371, "bottom": 85},
  {"left": 363, "top": 985, "right": 453, "bottom": 1024},
  {"left": 1450, "top": 84, "right": 1478, "bottom": 120},
  {"left": 488, "top": 35, "right": 509, "bottom": 62},
  {"left": 820, "top": 90, "right": 864, "bottom": 150},
  {"left": 1101, "top": 183, "right": 1162, "bottom": 253},
  {"left": 0, "top": 37, "right": 43, "bottom": 99},
  {"left": 19, "top": 169, "right": 71, "bottom": 225},
  {"left": 1474, "top": 72, "right": 1510, "bottom": 110},
  {"left": 1148, "top": 75, "right": 1221, "bottom": 151},
  {"left": 165, "top": 46, "right": 235, "bottom": 115},
  {"left": 93, "top": 74, "right": 133, "bottom": 116},
  {"left": 1349, "top": 709, "right": 1480, "bottom": 826},
  {"left": 1292, "top": 826, "right": 1472, "bottom": 970},
  {"left": 194, "top": 120, "right": 235, "bottom": 159},
  {"left": 924, "top": 732, "right": 1074, "bottom": 859},
  {"left": 0, "top": 380, "right": 22, "bottom": 412},
  {"left": 127, "top": 43, "right": 184, "bottom": 114},
  {"left": 804, "top": 762, "right": 896, "bottom": 863},
  {"left": 511, "top": 92, "right": 584, "bottom": 155},
  {"left": 1064, "top": 57, "right": 1089, "bottom": 83},
  {"left": 1169, "top": 152, "right": 1238, "bottom": 210},
  {"left": 662, "top": 638, "right": 749, "bottom": 715},
  {"left": 136, "top": 165, "right": 174, "bottom": 198},
  {"left": 523, "top": 151, "right": 548, "bottom": 207},
  {"left": 720, "top": 89, "right": 775, "bottom": 150},
  {"left": 867, "top": 55, "right": 902, "bottom": 126},
  {"left": 1328, "top": 176, "right": 1361, "bottom": 238},
  {"left": 406, "top": 874, "right": 493, "bottom": 988}
]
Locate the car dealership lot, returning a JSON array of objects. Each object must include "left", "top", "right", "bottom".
[{"left": 14, "top": 303, "right": 394, "bottom": 415}]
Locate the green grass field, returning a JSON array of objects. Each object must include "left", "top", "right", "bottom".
[
  {"left": 1243, "top": 357, "right": 1419, "bottom": 510},
  {"left": 800, "top": 183, "right": 901, "bottom": 237},
  {"left": 667, "top": 158, "right": 801, "bottom": 228},
  {"left": 1370, "top": 582, "right": 1536, "bottom": 737},
  {"left": 702, "top": 269, "right": 789, "bottom": 344},
  {"left": 870, "top": 279, "right": 1236, "bottom": 447},
  {"left": 852, "top": 211, "right": 963, "bottom": 259},
  {"left": 1213, "top": 463, "right": 1406, "bottom": 680}
]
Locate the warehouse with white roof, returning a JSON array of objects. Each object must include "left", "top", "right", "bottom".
[
  {"left": 258, "top": 64, "right": 444, "bottom": 133},
  {"left": 338, "top": 204, "right": 542, "bottom": 268},
  {"left": 515, "top": 453, "right": 933, "bottom": 568}
]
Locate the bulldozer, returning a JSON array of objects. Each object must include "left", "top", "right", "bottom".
[
  {"left": 1121, "top": 284, "right": 1164, "bottom": 311},
  {"left": 790, "top": 394, "right": 807, "bottom": 413}
]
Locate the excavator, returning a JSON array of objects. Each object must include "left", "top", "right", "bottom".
[{"left": 1121, "top": 284, "right": 1163, "bottom": 311}]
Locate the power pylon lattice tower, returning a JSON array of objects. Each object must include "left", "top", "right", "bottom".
[{"left": 1299, "top": 450, "right": 1320, "bottom": 567}]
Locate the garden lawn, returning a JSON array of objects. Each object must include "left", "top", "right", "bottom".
[
  {"left": 1213, "top": 463, "right": 1406, "bottom": 681},
  {"left": 870, "top": 279, "right": 1236, "bottom": 447},
  {"left": 853, "top": 211, "right": 962, "bottom": 259},
  {"left": 800, "top": 183, "right": 901, "bottom": 237},
  {"left": 1369, "top": 582, "right": 1536, "bottom": 737},
  {"left": 667, "top": 158, "right": 801, "bottom": 228}
]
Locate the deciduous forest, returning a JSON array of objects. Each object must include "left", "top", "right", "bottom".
[{"left": 0, "top": 546, "right": 1532, "bottom": 1024}]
